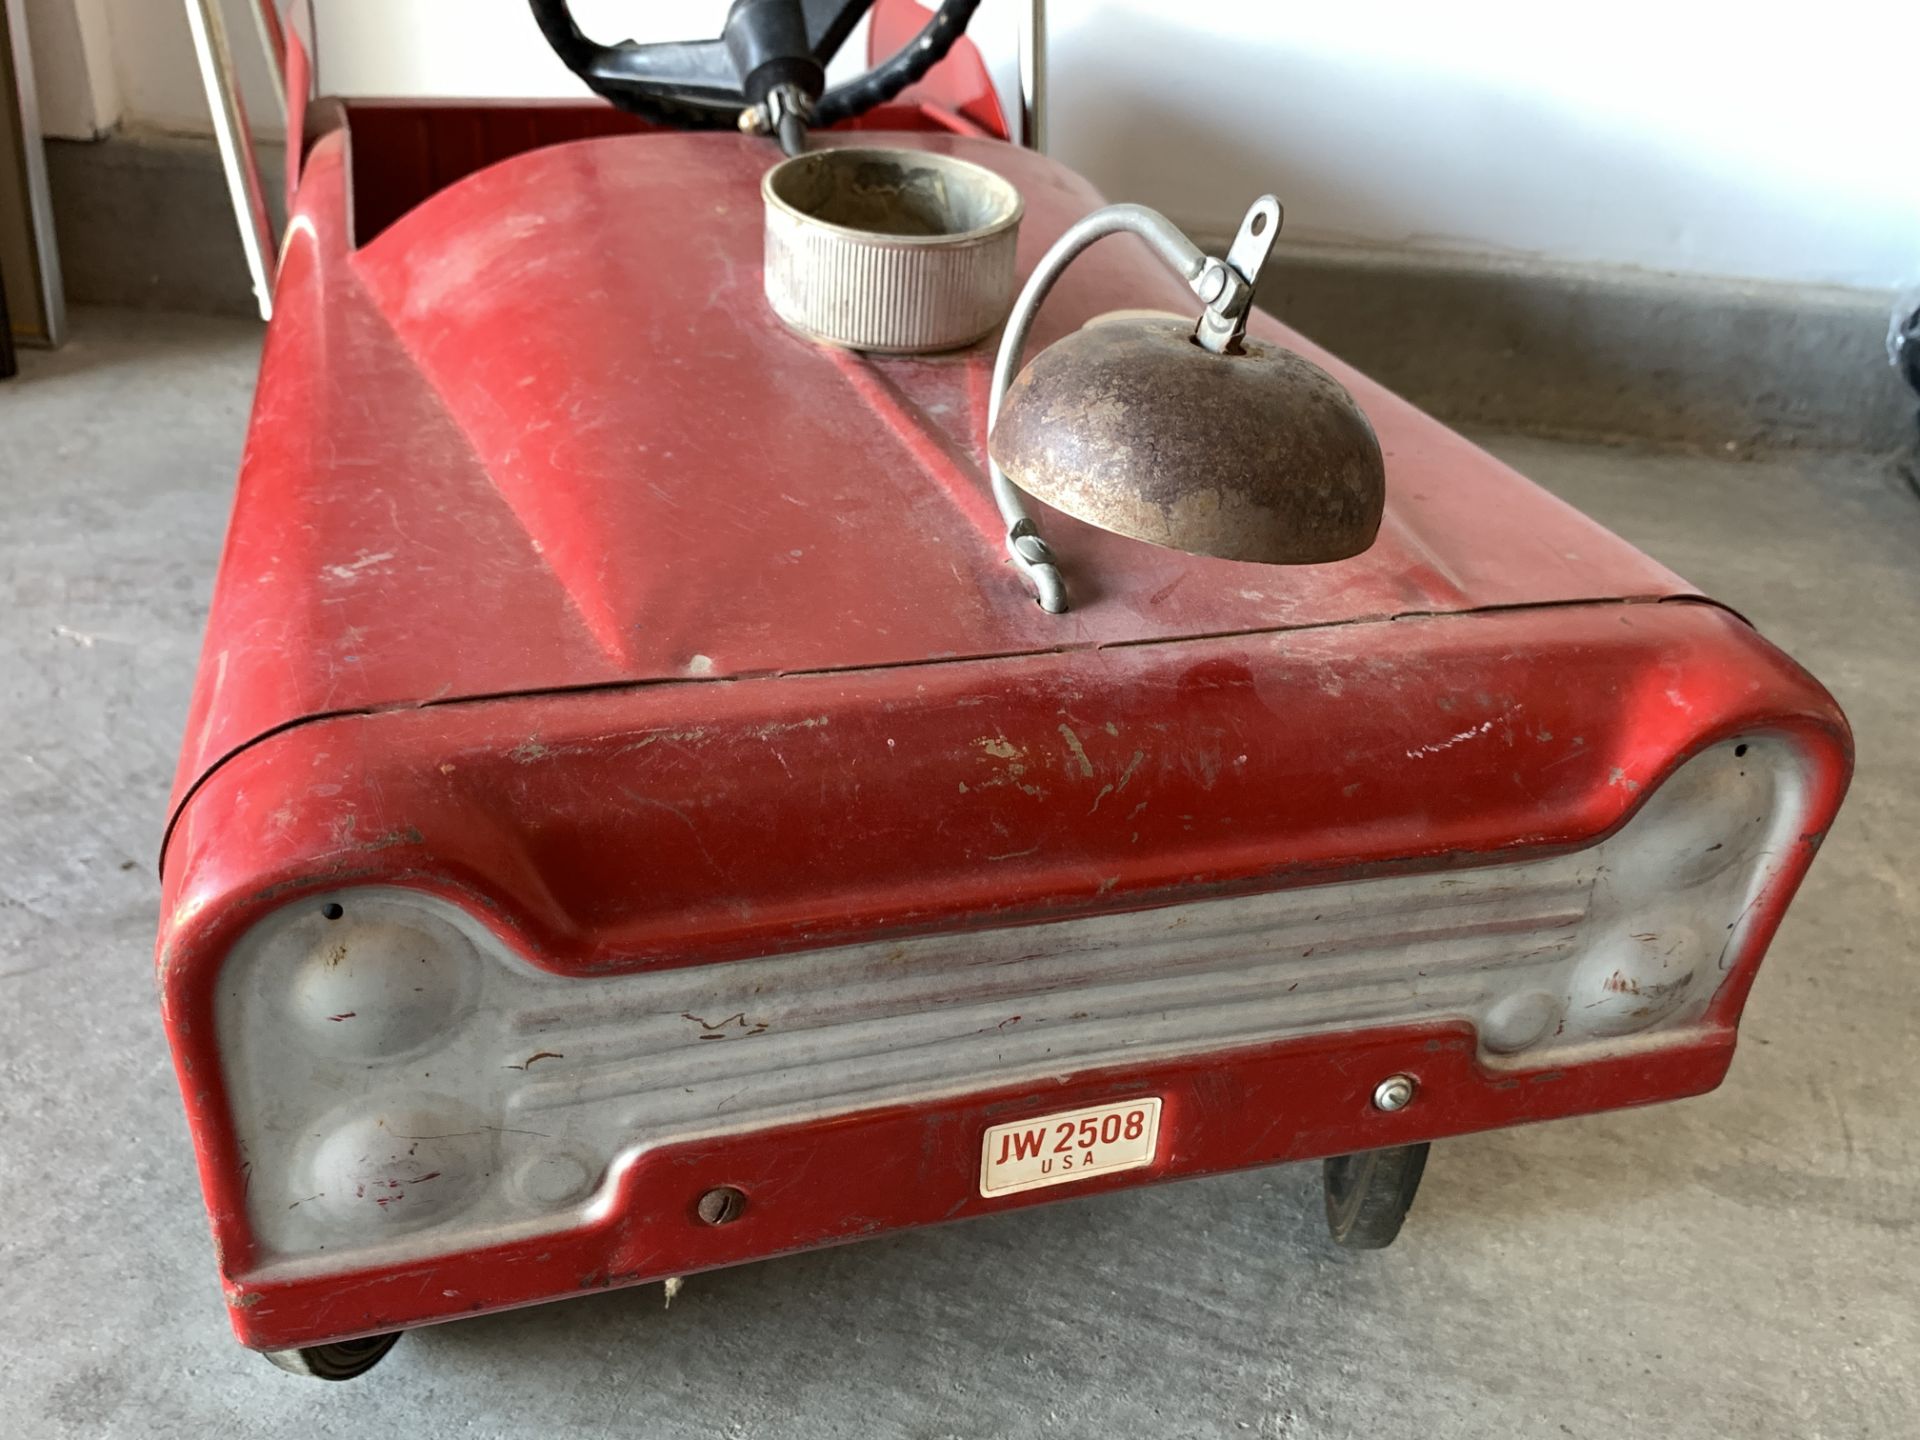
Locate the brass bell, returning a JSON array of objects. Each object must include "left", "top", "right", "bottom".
[{"left": 985, "top": 197, "right": 1386, "bottom": 610}]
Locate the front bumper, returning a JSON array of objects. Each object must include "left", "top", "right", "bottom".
[
  {"left": 221, "top": 1022, "right": 1733, "bottom": 1351},
  {"left": 157, "top": 601, "right": 1850, "bottom": 1350}
]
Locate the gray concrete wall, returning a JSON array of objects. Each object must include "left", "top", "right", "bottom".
[{"left": 1248, "top": 241, "right": 1913, "bottom": 457}]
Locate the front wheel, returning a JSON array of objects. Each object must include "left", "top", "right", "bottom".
[
  {"left": 262, "top": 1331, "right": 401, "bottom": 1380},
  {"left": 1323, "top": 1143, "right": 1429, "bottom": 1249}
]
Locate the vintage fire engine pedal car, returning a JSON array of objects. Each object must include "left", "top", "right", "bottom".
[{"left": 163, "top": 0, "right": 1850, "bottom": 1380}]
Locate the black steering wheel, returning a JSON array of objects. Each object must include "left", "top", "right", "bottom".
[{"left": 530, "top": 0, "right": 983, "bottom": 153}]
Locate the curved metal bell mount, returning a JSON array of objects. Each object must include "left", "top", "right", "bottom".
[{"left": 986, "top": 195, "right": 1385, "bottom": 613}]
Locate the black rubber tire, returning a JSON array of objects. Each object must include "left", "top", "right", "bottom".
[
  {"left": 262, "top": 1331, "right": 401, "bottom": 1381},
  {"left": 1322, "top": 1143, "right": 1429, "bottom": 1249}
]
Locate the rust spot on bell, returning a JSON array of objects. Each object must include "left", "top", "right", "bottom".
[{"left": 989, "top": 317, "right": 1386, "bottom": 564}]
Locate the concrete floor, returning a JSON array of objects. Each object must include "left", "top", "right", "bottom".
[{"left": 2, "top": 310, "right": 1915, "bottom": 1438}]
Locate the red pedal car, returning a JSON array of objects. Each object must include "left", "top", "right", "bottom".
[{"left": 161, "top": 0, "right": 1849, "bottom": 1378}]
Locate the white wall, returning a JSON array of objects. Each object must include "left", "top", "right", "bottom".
[
  {"left": 28, "top": 0, "right": 280, "bottom": 138},
  {"left": 101, "top": 0, "right": 279, "bottom": 136},
  {"left": 1045, "top": 1, "right": 1919, "bottom": 290},
  {"left": 26, "top": 1, "right": 1920, "bottom": 290},
  {"left": 24, "top": 0, "right": 119, "bottom": 137},
  {"left": 309, "top": 0, "right": 737, "bottom": 99}
]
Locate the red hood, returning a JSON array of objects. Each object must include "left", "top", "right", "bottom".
[{"left": 171, "top": 127, "right": 1692, "bottom": 825}]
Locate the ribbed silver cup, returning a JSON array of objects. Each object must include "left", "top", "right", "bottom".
[{"left": 763, "top": 147, "right": 1023, "bottom": 354}]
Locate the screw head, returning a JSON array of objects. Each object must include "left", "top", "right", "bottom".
[
  {"left": 1197, "top": 261, "right": 1229, "bottom": 305},
  {"left": 1372, "top": 1074, "right": 1416, "bottom": 1112},
  {"left": 1012, "top": 532, "right": 1051, "bottom": 564},
  {"left": 696, "top": 1186, "right": 746, "bottom": 1226}
]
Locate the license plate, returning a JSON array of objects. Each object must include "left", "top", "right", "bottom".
[{"left": 979, "top": 1097, "right": 1162, "bottom": 1198}]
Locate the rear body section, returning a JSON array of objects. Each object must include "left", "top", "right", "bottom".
[{"left": 157, "top": 109, "right": 1849, "bottom": 1351}]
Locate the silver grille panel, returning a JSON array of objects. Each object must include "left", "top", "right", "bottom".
[{"left": 505, "top": 881, "right": 1591, "bottom": 1126}]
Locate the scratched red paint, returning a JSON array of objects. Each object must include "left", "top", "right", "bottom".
[{"left": 155, "top": 30, "right": 1850, "bottom": 1355}]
